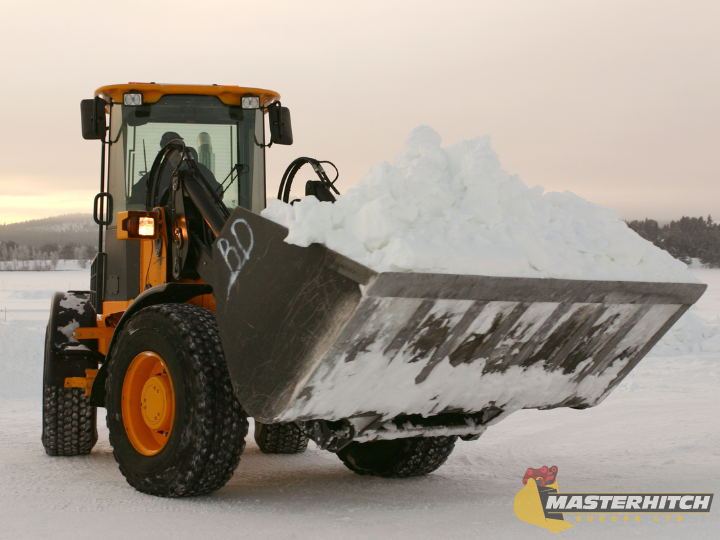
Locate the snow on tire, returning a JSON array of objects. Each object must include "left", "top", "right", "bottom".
[
  {"left": 105, "top": 304, "right": 248, "bottom": 497},
  {"left": 254, "top": 422, "right": 308, "bottom": 454},
  {"left": 337, "top": 436, "right": 457, "bottom": 478}
]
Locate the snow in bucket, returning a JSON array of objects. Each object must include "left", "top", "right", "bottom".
[{"left": 262, "top": 126, "right": 696, "bottom": 284}]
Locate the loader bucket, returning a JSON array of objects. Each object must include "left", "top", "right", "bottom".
[{"left": 212, "top": 207, "right": 706, "bottom": 428}]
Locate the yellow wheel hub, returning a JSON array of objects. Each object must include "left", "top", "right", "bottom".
[
  {"left": 141, "top": 376, "right": 171, "bottom": 429},
  {"left": 122, "top": 351, "right": 176, "bottom": 456}
]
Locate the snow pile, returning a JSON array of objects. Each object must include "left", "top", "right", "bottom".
[
  {"left": 650, "top": 309, "right": 720, "bottom": 355},
  {"left": 263, "top": 126, "right": 695, "bottom": 283}
]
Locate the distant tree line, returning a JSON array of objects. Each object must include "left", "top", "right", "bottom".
[
  {"left": 2, "top": 217, "right": 718, "bottom": 271},
  {"left": 0, "top": 240, "right": 95, "bottom": 270},
  {"left": 626, "top": 216, "right": 720, "bottom": 267},
  {"left": 0, "top": 213, "right": 96, "bottom": 248}
]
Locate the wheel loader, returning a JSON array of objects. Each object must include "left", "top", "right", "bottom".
[{"left": 42, "top": 83, "right": 706, "bottom": 497}]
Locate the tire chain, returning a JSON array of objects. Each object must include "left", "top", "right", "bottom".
[
  {"left": 255, "top": 422, "right": 309, "bottom": 454},
  {"left": 107, "top": 304, "right": 248, "bottom": 497},
  {"left": 42, "top": 386, "right": 97, "bottom": 456}
]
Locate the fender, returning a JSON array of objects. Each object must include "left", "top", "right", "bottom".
[
  {"left": 90, "top": 282, "right": 213, "bottom": 407},
  {"left": 45, "top": 291, "right": 102, "bottom": 388}
]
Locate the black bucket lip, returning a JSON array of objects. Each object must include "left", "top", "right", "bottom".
[
  {"left": 323, "top": 249, "right": 706, "bottom": 305},
  {"left": 364, "top": 272, "right": 707, "bottom": 305}
]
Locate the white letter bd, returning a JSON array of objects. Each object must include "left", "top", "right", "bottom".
[{"left": 218, "top": 218, "right": 254, "bottom": 298}]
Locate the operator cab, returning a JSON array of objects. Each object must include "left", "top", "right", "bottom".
[
  {"left": 81, "top": 84, "right": 292, "bottom": 304},
  {"left": 95, "top": 84, "right": 283, "bottom": 221}
]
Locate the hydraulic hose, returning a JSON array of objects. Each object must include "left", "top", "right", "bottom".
[
  {"left": 277, "top": 157, "right": 339, "bottom": 203},
  {"left": 182, "top": 168, "right": 229, "bottom": 237}
]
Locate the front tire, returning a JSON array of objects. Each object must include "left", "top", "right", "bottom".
[
  {"left": 336, "top": 436, "right": 457, "bottom": 478},
  {"left": 106, "top": 304, "right": 247, "bottom": 497}
]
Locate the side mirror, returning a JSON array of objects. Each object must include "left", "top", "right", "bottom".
[
  {"left": 81, "top": 98, "right": 106, "bottom": 140},
  {"left": 268, "top": 102, "right": 293, "bottom": 145}
]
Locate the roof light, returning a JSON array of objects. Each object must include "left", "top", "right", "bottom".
[
  {"left": 241, "top": 96, "right": 260, "bottom": 109},
  {"left": 123, "top": 93, "right": 143, "bottom": 106}
]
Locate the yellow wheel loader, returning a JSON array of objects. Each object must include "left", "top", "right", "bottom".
[{"left": 41, "top": 83, "right": 706, "bottom": 497}]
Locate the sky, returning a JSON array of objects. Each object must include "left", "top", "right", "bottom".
[{"left": 0, "top": 0, "right": 718, "bottom": 224}]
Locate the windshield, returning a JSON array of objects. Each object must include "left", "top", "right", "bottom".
[{"left": 107, "top": 95, "right": 265, "bottom": 225}]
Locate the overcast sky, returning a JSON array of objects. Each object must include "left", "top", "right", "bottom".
[{"left": 0, "top": 0, "right": 718, "bottom": 224}]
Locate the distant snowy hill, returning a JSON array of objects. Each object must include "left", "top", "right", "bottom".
[{"left": 0, "top": 214, "right": 96, "bottom": 247}]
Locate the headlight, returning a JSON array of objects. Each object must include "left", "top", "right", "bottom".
[
  {"left": 241, "top": 96, "right": 260, "bottom": 109},
  {"left": 117, "top": 211, "right": 160, "bottom": 240},
  {"left": 138, "top": 217, "right": 155, "bottom": 237},
  {"left": 123, "top": 93, "right": 143, "bottom": 106}
]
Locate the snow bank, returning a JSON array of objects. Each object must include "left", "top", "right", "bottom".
[
  {"left": 0, "top": 321, "right": 44, "bottom": 399},
  {"left": 650, "top": 309, "right": 720, "bottom": 355},
  {"left": 263, "top": 126, "right": 695, "bottom": 283}
]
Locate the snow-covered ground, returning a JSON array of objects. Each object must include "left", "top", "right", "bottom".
[{"left": 0, "top": 268, "right": 718, "bottom": 539}]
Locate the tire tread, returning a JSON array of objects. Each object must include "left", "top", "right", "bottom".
[
  {"left": 42, "top": 385, "right": 97, "bottom": 456},
  {"left": 254, "top": 422, "right": 308, "bottom": 454}
]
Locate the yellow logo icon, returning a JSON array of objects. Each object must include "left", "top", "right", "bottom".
[{"left": 514, "top": 466, "right": 574, "bottom": 533}]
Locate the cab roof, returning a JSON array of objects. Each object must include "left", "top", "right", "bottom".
[{"left": 94, "top": 83, "right": 281, "bottom": 107}]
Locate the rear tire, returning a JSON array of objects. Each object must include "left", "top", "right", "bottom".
[
  {"left": 42, "top": 319, "right": 98, "bottom": 456},
  {"left": 254, "top": 421, "right": 308, "bottom": 454},
  {"left": 42, "top": 385, "right": 97, "bottom": 456},
  {"left": 106, "top": 304, "right": 248, "bottom": 497},
  {"left": 336, "top": 436, "right": 457, "bottom": 478}
]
